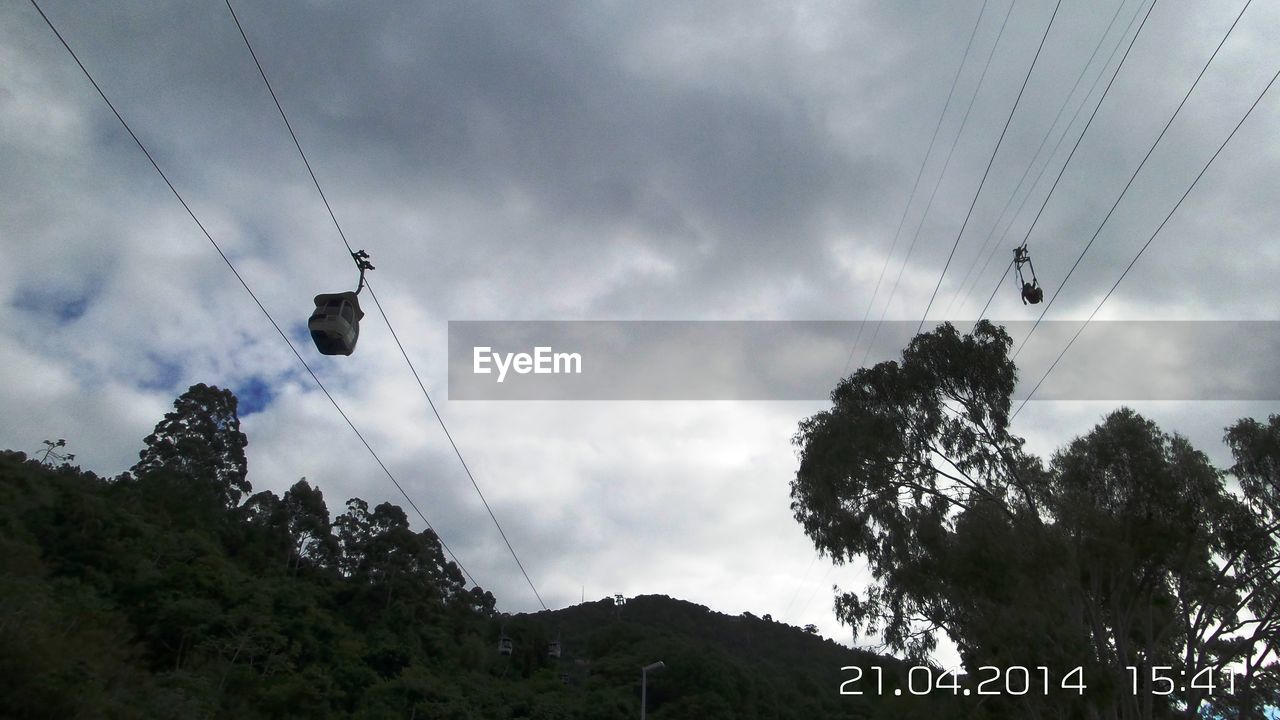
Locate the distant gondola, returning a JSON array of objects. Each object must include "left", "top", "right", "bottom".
[{"left": 1014, "top": 245, "right": 1044, "bottom": 305}]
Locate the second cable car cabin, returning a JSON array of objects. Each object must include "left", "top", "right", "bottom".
[
  {"left": 1013, "top": 245, "right": 1043, "bottom": 305},
  {"left": 309, "top": 250, "right": 375, "bottom": 356}
]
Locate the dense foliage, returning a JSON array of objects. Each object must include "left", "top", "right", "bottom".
[
  {"left": 2, "top": 383, "right": 964, "bottom": 719},
  {"left": 791, "top": 321, "right": 1280, "bottom": 719}
]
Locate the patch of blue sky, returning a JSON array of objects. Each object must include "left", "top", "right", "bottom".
[
  {"left": 235, "top": 375, "right": 274, "bottom": 416},
  {"left": 138, "top": 353, "right": 184, "bottom": 392},
  {"left": 12, "top": 285, "right": 92, "bottom": 325}
]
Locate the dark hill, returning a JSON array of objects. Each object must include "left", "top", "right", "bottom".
[
  {"left": 504, "top": 594, "right": 953, "bottom": 719},
  {"left": 1, "top": 380, "right": 975, "bottom": 719},
  {"left": 0, "top": 448, "right": 973, "bottom": 719}
]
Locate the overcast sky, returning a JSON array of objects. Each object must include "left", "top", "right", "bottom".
[{"left": 3, "top": 0, "right": 1278, "bottom": 655}]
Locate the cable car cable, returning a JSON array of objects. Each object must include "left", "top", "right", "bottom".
[
  {"left": 976, "top": 259, "right": 1014, "bottom": 321},
  {"left": 782, "top": 554, "right": 819, "bottom": 618},
  {"left": 1010, "top": 0, "right": 1252, "bottom": 362},
  {"left": 1001, "top": 0, "right": 1160, "bottom": 265},
  {"left": 840, "top": 0, "right": 992, "bottom": 376},
  {"left": 916, "top": 0, "right": 1064, "bottom": 335},
  {"left": 25, "top": 0, "right": 478, "bottom": 589},
  {"left": 944, "top": 0, "right": 1137, "bottom": 317},
  {"left": 972, "top": 0, "right": 1158, "bottom": 323},
  {"left": 957, "top": 0, "right": 1149, "bottom": 319},
  {"left": 224, "top": 0, "right": 548, "bottom": 610},
  {"left": 823, "top": 1, "right": 995, "bottom": 629},
  {"left": 1012, "top": 64, "right": 1279, "bottom": 420},
  {"left": 794, "top": 562, "right": 838, "bottom": 626},
  {"left": 858, "top": 0, "right": 1020, "bottom": 368}
]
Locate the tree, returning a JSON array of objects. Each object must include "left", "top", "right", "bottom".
[
  {"left": 335, "top": 498, "right": 467, "bottom": 609},
  {"left": 791, "top": 321, "right": 1039, "bottom": 659},
  {"left": 1047, "top": 409, "right": 1239, "bottom": 718},
  {"left": 790, "top": 321, "right": 1280, "bottom": 719},
  {"left": 37, "top": 438, "right": 75, "bottom": 466},
  {"left": 282, "top": 478, "right": 337, "bottom": 572},
  {"left": 1211, "top": 414, "right": 1280, "bottom": 717},
  {"left": 132, "top": 383, "right": 250, "bottom": 509}
]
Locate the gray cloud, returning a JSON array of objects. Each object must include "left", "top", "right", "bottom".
[{"left": 3, "top": 0, "right": 1278, "bottom": 649}]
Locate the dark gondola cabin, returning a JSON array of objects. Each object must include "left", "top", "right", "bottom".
[{"left": 309, "top": 291, "right": 365, "bottom": 356}]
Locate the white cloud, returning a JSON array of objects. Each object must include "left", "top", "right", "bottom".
[{"left": 3, "top": 0, "right": 1279, "bottom": 658}]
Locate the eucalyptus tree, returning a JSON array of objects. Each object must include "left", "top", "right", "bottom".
[{"left": 791, "top": 321, "right": 1280, "bottom": 719}]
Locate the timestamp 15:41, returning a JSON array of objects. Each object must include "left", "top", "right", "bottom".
[
  {"left": 1127, "top": 666, "right": 1238, "bottom": 696},
  {"left": 839, "top": 665, "right": 1242, "bottom": 697}
]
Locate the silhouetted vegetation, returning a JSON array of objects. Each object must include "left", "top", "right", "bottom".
[
  {"left": 1, "top": 383, "right": 966, "bottom": 718},
  {"left": 12, "top": 323, "right": 1280, "bottom": 718},
  {"left": 792, "top": 321, "right": 1280, "bottom": 719}
]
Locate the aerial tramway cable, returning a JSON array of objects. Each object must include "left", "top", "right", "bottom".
[
  {"left": 1012, "top": 63, "right": 1279, "bottom": 420},
  {"left": 223, "top": 0, "right": 548, "bottom": 610},
  {"left": 25, "top": 0, "right": 479, "bottom": 588}
]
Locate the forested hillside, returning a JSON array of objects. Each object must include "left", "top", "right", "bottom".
[{"left": 0, "top": 384, "right": 963, "bottom": 719}]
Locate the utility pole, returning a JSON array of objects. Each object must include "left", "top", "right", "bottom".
[{"left": 641, "top": 661, "right": 665, "bottom": 719}]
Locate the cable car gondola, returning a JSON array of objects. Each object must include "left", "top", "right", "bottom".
[
  {"left": 1013, "top": 245, "right": 1043, "bottom": 305},
  {"left": 309, "top": 250, "right": 374, "bottom": 356}
]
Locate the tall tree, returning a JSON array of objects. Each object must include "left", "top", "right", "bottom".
[
  {"left": 791, "top": 321, "right": 1041, "bottom": 660},
  {"left": 1048, "top": 410, "right": 1239, "bottom": 718},
  {"left": 335, "top": 498, "right": 467, "bottom": 609},
  {"left": 283, "top": 478, "right": 337, "bottom": 572},
  {"left": 1212, "top": 415, "right": 1280, "bottom": 717},
  {"left": 132, "top": 383, "right": 250, "bottom": 509},
  {"left": 791, "top": 321, "right": 1279, "bottom": 719}
]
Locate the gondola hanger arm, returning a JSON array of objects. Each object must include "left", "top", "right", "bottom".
[{"left": 352, "top": 249, "right": 375, "bottom": 295}]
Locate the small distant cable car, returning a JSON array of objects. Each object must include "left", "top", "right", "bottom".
[
  {"left": 309, "top": 250, "right": 374, "bottom": 356},
  {"left": 548, "top": 640, "right": 562, "bottom": 659},
  {"left": 1013, "top": 245, "right": 1043, "bottom": 305},
  {"left": 498, "top": 636, "right": 513, "bottom": 656}
]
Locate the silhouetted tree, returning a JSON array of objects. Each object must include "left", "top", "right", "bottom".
[
  {"left": 36, "top": 438, "right": 74, "bottom": 466},
  {"left": 132, "top": 383, "right": 249, "bottom": 509},
  {"left": 335, "top": 498, "right": 466, "bottom": 609},
  {"left": 791, "top": 321, "right": 1280, "bottom": 719},
  {"left": 1210, "top": 414, "right": 1280, "bottom": 718},
  {"left": 282, "top": 478, "right": 337, "bottom": 572}
]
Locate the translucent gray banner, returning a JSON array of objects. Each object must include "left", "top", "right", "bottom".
[{"left": 447, "top": 321, "right": 1280, "bottom": 401}]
